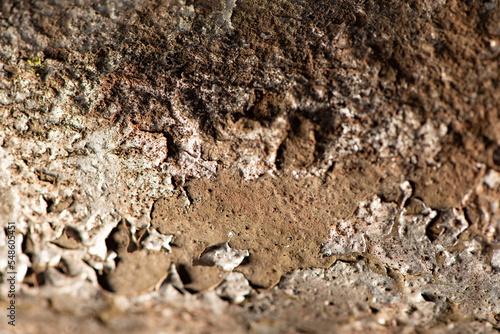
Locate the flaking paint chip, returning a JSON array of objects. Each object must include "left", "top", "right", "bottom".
[
  {"left": 141, "top": 229, "right": 174, "bottom": 252},
  {"left": 195, "top": 242, "right": 249, "bottom": 271},
  {"left": 215, "top": 272, "right": 251, "bottom": 303}
]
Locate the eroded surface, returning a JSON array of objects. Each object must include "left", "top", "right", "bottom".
[{"left": 1, "top": 0, "right": 500, "bottom": 332}]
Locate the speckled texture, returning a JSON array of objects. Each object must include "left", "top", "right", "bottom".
[{"left": 1, "top": 0, "right": 500, "bottom": 332}]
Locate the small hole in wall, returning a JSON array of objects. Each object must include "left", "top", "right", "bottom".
[
  {"left": 176, "top": 264, "right": 192, "bottom": 285},
  {"left": 96, "top": 270, "right": 114, "bottom": 292},
  {"left": 44, "top": 196, "right": 55, "bottom": 213},
  {"left": 493, "top": 147, "right": 500, "bottom": 166},
  {"left": 421, "top": 292, "right": 437, "bottom": 302}
]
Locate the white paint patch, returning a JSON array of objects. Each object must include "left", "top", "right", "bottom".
[
  {"left": 321, "top": 195, "right": 397, "bottom": 256},
  {"left": 215, "top": 272, "right": 251, "bottom": 303},
  {"left": 141, "top": 229, "right": 174, "bottom": 252},
  {"left": 196, "top": 242, "right": 249, "bottom": 271},
  {"left": 491, "top": 249, "right": 500, "bottom": 269},
  {"left": 483, "top": 169, "right": 500, "bottom": 189}
]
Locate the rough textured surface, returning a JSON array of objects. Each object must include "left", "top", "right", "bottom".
[{"left": 1, "top": 0, "right": 500, "bottom": 332}]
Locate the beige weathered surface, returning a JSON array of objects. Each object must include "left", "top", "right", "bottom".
[{"left": 1, "top": 0, "right": 500, "bottom": 332}]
